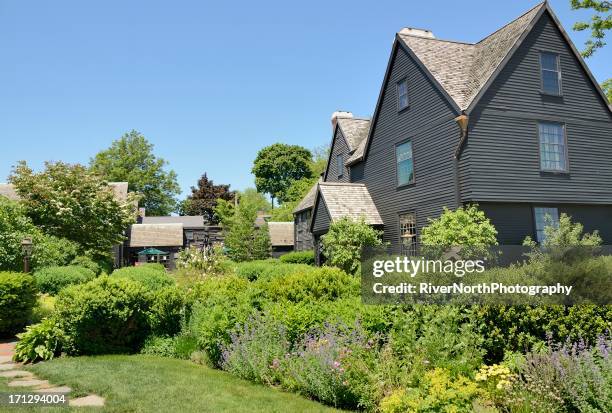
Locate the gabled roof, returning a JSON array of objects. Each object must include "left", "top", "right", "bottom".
[
  {"left": 268, "top": 222, "right": 294, "bottom": 246},
  {"left": 142, "top": 215, "right": 205, "bottom": 228},
  {"left": 398, "top": 2, "right": 544, "bottom": 111},
  {"left": 347, "top": 2, "right": 611, "bottom": 167},
  {"left": 310, "top": 182, "right": 383, "bottom": 232},
  {"left": 129, "top": 223, "right": 184, "bottom": 247},
  {"left": 336, "top": 117, "right": 371, "bottom": 152},
  {"left": 293, "top": 180, "right": 319, "bottom": 213}
]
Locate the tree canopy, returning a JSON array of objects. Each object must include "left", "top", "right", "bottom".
[
  {"left": 9, "top": 161, "right": 136, "bottom": 259},
  {"left": 252, "top": 143, "right": 313, "bottom": 206},
  {"left": 90, "top": 130, "right": 180, "bottom": 215},
  {"left": 571, "top": 0, "right": 611, "bottom": 58},
  {"left": 180, "top": 173, "right": 234, "bottom": 224}
]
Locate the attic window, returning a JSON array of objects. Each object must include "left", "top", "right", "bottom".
[
  {"left": 336, "top": 154, "right": 344, "bottom": 178},
  {"left": 397, "top": 79, "right": 409, "bottom": 110},
  {"left": 540, "top": 52, "right": 562, "bottom": 95}
]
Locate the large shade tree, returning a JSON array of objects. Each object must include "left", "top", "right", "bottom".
[
  {"left": 180, "top": 173, "right": 234, "bottom": 224},
  {"left": 252, "top": 143, "right": 313, "bottom": 207},
  {"left": 90, "top": 130, "right": 181, "bottom": 215},
  {"left": 9, "top": 161, "right": 136, "bottom": 259}
]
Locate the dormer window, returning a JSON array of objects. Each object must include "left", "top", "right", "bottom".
[
  {"left": 336, "top": 154, "right": 344, "bottom": 178},
  {"left": 540, "top": 52, "right": 562, "bottom": 95},
  {"left": 397, "top": 78, "right": 409, "bottom": 110}
]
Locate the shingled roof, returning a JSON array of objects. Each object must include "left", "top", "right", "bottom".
[
  {"left": 316, "top": 182, "right": 383, "bottom": 225},
  {"left": 129, "top": 223, "right": 184, "bottom": 247},
  {"left": 293, "top": 181, "right": 319, "bottom": 213},
  {"left": 398, "top": 3, "right": 544, "bottom": 111},
  {"left": 336, "top": 117, "right": 371, "bottom": 152},
  {"left": 268, "top": 222, "right": 294, "bottom": 246},
  {"left": 142, "top": 215, "right": 205, "bottom": 228}
]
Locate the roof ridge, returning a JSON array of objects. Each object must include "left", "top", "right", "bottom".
[
  {"left": 475, "top": 2, "right": 545, "bottom": 45},
  {"left": 319, "top": 182, "right": 366, "bottom": 187},
  {"left": 398, "top": 34, "right": 475, "bottom": 46}
]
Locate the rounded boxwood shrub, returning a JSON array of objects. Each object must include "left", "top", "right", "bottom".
[
  {"left": 112, "top": 265, "right": 174, "bottom": 291},
  {"left": 55, "top": 276, "right": 152, "bottom": 354},
  {"left": 0, "top": 272, "right": 37, "bottom": 336},
  {"left": 279, "top": 250, "right": 315, "bottom": 265},
  {"left": 34, "top": 265, "right": 96, "bottom": 295},
  {"left": 149, "top": 286, "right": 187, "bottom": 336},
  {"left": 234, "top": 260, "right": 315, "bottom": 281},
  {"left": 69, "top": 256, "right": 102, "bottom": 275}
]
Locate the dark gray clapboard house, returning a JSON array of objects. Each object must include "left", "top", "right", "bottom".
[
  {"left": 304, "top": 2, "right": 612, "bottom": 259},
  {"left": 293, "top": 180, "right": 317, "bottom": 251}
]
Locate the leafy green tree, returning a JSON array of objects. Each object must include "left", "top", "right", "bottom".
[
  {"left": 252, "top": 143, "right": 313, "bottom": 206},
  {"left": 571, "top": 0, "right": 611, "bottom": 58},
  {"left": 215, "top": 191, "right": 271, "bottom": 261},
  {"left": 0, "top": 197, "right": 79, "bottom": 272},
  {"left": 321, "top": 217, "right": 383, "bottom": 275},
  {"left": 420, "top": 205, "right": 498, "bottom": 258},
  {"left": 601, "top": 78, "right": 612, "bottom": 102},
  {"left": 9, "top": 161, "right": 136, "bottom": 260},
  {"left": 238, "top": 188, "right": 271, "bottom": 212},
  {"left": 310, "top": 144, "right": 330, "bottom": 177},
  {"left": 179, "top": 173, "right": 234, "bottom": 224},
  {"left": 269, "top": 202, "right": 296, "bottom": 222},
  {"left": 90, "top": 130, "right": 180, "bottom": 215}
]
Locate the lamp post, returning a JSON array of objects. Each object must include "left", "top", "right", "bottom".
[{"left": 21, "top": 237, "right": 33, "bottom": 273}]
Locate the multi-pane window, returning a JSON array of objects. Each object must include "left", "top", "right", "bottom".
[
  {"left": 396, "top": 141, "right": 414, "bottom": 186},
  {"left": 539, "top": 122, "right": 567, "bottom": 171},
  {"left": 397, "top": 79, "right": 409, "bottom": 110},
  {"left": 540, "top": 52, "right": 561, "bottom": 95},
  {"left": 534, "top": 207, "right": 559, "bottom": 243},
  {"left": 336, "top": 154, "right": 344, "bottom": 178},
  {"left": 400, "top": 213, "right": 417, "bottom": 256}
]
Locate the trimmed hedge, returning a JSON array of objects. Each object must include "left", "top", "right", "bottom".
[
  {"left": 112, "top": 264, "right": 174, "bottom": 291},
  {"left": 234, "top": 260, "right": 316, "bottom": 281},
  {"left": 55, "top": 276, "right": 153, "bottom": 354},
  {"left": 34, "top": 265, "right": 96, "bottom": 295},
  {"left": 279, "top": 250, "right": 315, "bottom": 265},
  {"left": 0, "top": 272, "right": 37, "bottom": 336}
]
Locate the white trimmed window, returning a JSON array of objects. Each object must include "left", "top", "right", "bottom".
[
  {"left": 397, "top": 79, "right": 409, "bottom": 110},
  {"left": 539, "top": 122, "right": 567, "bottom": 171},
  {"left": 534, "top": 207, "right": 559, "bottom": 243},
  {"left": 540, "top": 52, "right": 561, "bottom": 95}
]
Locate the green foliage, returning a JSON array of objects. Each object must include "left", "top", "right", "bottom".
[
  {"left": 420, "top": 204, "right": 498, "bottom": 254},
  {"left": 280, "top": 250, "right": 315, "bottom": 265},
  {"left": 0, "top": 197, "right": 79, "bottom": 272},
  {"left": 89, "top": 130, "right": 180, "bottom": 215},
  {"left": 379, "top": 368, "right": 480, "bottom": 413},
  {"left": 252, "top": 143, "right": 313, "bottom": 205},
  {"left": 474, "top": 304, "right": 612, "bottom": 363},
  {"left": 112, "top": 264, "right": 174, "bottom": 291},
  {"left": 282, "top": 177, "right": 317, "bottom": 203},
  {"left": 0, "top": 272, "right": 37, "bottom": 336},
  {"left": 188, "top": 276, "right": 256, "bottom": 367},
  {"left": 9, "top": 160, "right": 136, "bottom": 258},
  {"left": 149, "top": 286, "right": 187, "bottom": 336},
  {"left": 34, "top": 265, "right": 96, "bottom": 295},
  {"left": 571, "top": 0, "right": 611, "bottom": 58},
  {"left": 215, "top": 193, "right": 271, "bottom": 262},
  {"left": 140, "top": 334, "right": 198, "bottom": 360},
  {"left": 602, "top": 78, "right": 612, "bottom": 103},
  {"left": 321, "top": 217, "right": 383, "bottom": 275},
  {"left": 179, "top": 173, "right": 234, "bottom": 224},
  {"left": 70, "top": 255, "right": 103, "bottom": 275},
  {"left": 31, "top": 294, "right": 56, "bottom": 324},
  {"left": 261, "top": 266, "right": 358, "bottom": 303},
  {"left": 234, "top": 259, "right": 313, "bottom": 281},
  {"left": 55, "top": 276, "right": 153, "bottom": 354},
  {"left": 268, "top": 201, "right": 297, "bottom": 221},
  {"left": 14, "top": 318, "right": 64, "bottom": 363}
]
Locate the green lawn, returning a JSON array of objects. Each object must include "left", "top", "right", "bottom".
[{"left": 0, "top": 355, "right": 343, "bottom": 412}]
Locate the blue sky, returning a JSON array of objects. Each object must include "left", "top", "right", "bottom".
[{"left": 1, "top": 0, "right": 609, "bottom": 198}]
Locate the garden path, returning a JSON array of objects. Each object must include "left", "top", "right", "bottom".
[{"left": 0, "top": 340, "right": 105, "bottom": 407}]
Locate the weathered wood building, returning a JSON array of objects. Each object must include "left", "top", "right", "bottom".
[{"left": 298, "top": 2, "right": 612, "bottom": 258}]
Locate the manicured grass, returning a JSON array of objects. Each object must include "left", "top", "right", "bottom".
[{"left": 17, "top": 355, "right": 341, "bottom": 412}]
